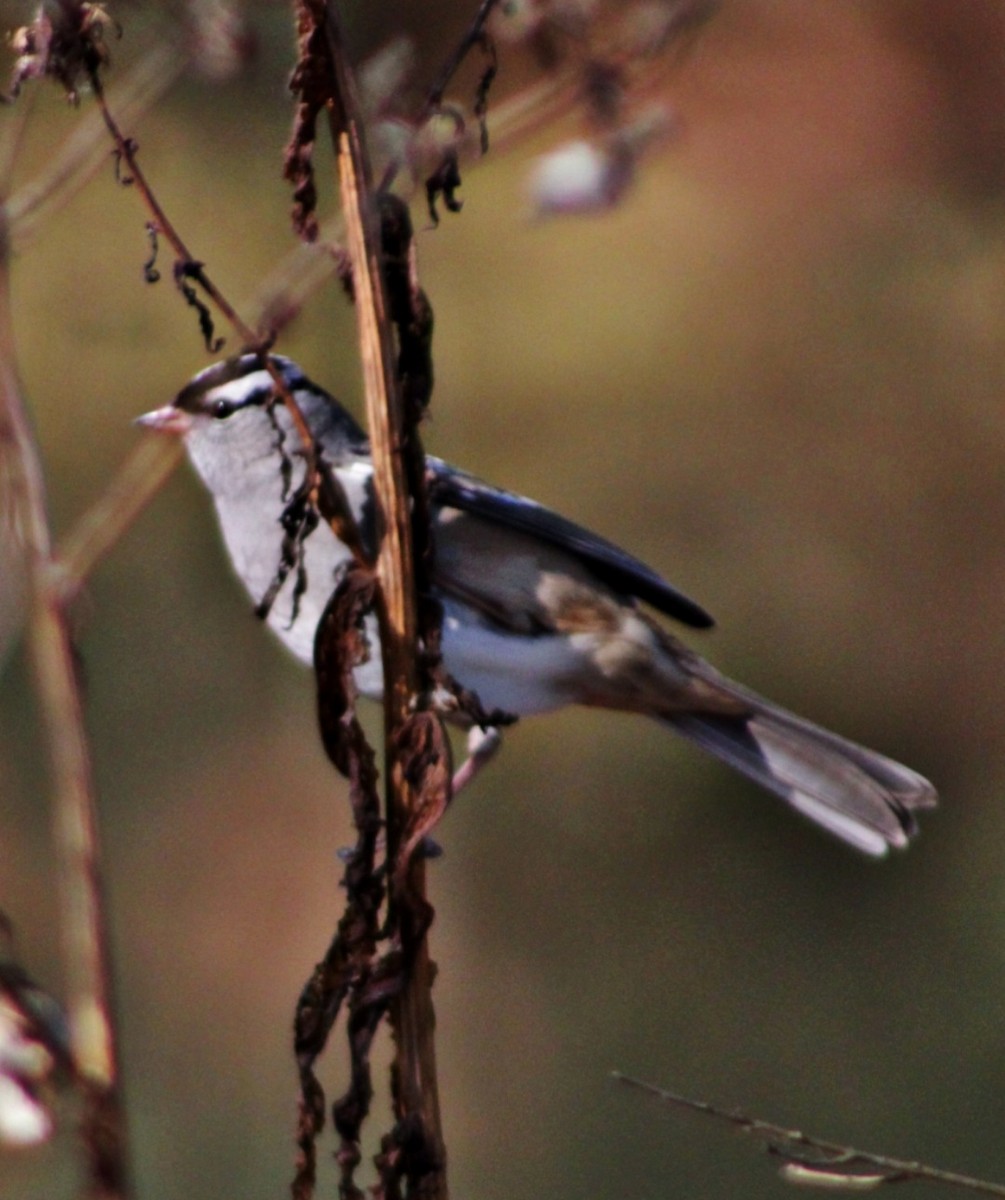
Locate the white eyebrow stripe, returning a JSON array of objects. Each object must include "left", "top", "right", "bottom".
[{"left": 204, "top": 371, "right": 277, "bottom": 407}]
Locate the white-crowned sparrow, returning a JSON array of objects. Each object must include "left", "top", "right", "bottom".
[{"left": 137, "top": 354, "right": 937, "bottom": 857}]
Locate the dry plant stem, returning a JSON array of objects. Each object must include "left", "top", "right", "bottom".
[
  {"left": 613, "top": 1074, "right": 1005, "bottom": 1198},
  {"left": 83, "top": 64, "right": 322, "bottom": 453},
  {"left": 56, "top": 434, "right": 185, "bottom": 598},
  {"left": 333, "top": 145, "right": 416, "bottom": 653},
  {"left": 86, "top": 66, "right": 256, "bottom": 345},
  {"left": 0, "top": 230, "right": 131, "bottom": 1199},
  {"left": 57, "top": 63, "right": 366, "bottom": 572},
  {"left": 324, "top": 4, "right": 447, "bottom": 1195},
  {"left": 8, "top": 43, "right": 186, "bottom": 250},
  {"left": 424, "top": 0, "right": 501, "bottom": 112}
]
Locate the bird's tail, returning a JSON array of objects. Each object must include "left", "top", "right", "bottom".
[{"left": 659, "top": 675, "right": 937, "bottom": 857}]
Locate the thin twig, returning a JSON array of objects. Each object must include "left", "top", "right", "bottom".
[
  {"left": 0, "top": 214, "right": 132, "bottom": 1198},
  {"left": 86, "top": 64, "right": 257, "bottom": 347},
  {"left": 613, "top": 1073, "right": 1005, "bottom": 1197},
  {"left": 7, "top": 42, "right": 186, "bottom": 250},
  {"left": 424, "top": 0, "right": 500, "bottom": 112}
]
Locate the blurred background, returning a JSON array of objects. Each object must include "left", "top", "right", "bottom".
[{"left": 2, "top": 0, "right": 1005, "bottom": 1196}]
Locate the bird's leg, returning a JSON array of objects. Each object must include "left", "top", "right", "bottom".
[
  {"left": 410, "top": 727, "right": 501, "bottom": 860},
  {"left": 451, "top": 725, "right": 502, "bottom": 798},
  {"left": 411, "top": 727, "right": 501, "bottom": 860}
]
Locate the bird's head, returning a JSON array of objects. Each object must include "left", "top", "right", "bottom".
[{"left": 136, "top": 355, "right": 367, "bottom": 498}]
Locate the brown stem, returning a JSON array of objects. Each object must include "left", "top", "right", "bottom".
[
  {"left": 323, "top": 5, "right": 448, "bottom": 1197},
  {"left": 87, "top": 65, "right": 258, "bottom": 347},
  {"left": 8, "top": 44, "right": 186, "bottom": 251},
  {"left": 47, "top": 63, "right": 368, "bottom": 582},
  {"left": 0, "top": 218, "right": 132, "bottom": 1198}
]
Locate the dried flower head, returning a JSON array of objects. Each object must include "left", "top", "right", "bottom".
[{"left": 7, "top": 1, "right": 118, "bottom": 103}]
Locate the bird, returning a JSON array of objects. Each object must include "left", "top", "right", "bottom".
[{"left": 136, "top": 354, "right": 937, "bottom": 857}]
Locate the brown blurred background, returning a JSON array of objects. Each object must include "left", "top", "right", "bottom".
[{"left": 2, "top": 1, "right": 1005, "bottom": 1197}]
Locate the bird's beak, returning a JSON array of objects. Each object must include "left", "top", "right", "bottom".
[{"left": 134, "top": 405, "right": 193, "bottom": 436}]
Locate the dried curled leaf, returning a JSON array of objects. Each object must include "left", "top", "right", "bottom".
[
  {"left": 392, "top": 712, "right": 452, "bottom": 882},
  {"left": 173, "top": 260, "right": 225, "bottom": 353},
  {"left": 313, "top": 566, "right": 378, "bottom": 778},
  {"left": 284, "top": 0, "right": 333, "bottom": 242},
  {"left": 294, "top": 570, "right": 389, "bottom": 1200}
]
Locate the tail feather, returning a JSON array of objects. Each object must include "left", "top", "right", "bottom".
[{"left": 662, "top": 684, "right": 937, "bottom": 857}]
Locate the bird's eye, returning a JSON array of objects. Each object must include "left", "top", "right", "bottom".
[{"left": 210, "top": 397, "right": 237, "bottom": 419}]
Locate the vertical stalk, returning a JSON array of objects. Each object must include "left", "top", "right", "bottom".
[
  {"left": 0, "top": 220, "right": 131, "bottom": 1196},
  {"left": 323, "top": 5, "right": 448, "bottom": 1197}
]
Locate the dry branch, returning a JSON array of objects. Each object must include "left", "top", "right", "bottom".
[
  {"left": 614, "top": 1074, "right": 1005, "bottom": 1197},
  {"left": 321, "top": 5, "right": 449, "bottom": 1196},
  {"left": 0, "top": 212, "right": 132, "bottom": 1197}
]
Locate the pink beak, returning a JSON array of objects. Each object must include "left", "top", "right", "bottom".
[{"left": 134, "top": 405, "right": 193, "bottom": 436}]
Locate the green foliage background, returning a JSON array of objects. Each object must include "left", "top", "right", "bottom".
[{"left": 2, "top": 1, "right": 1005, "bottom": 1197}]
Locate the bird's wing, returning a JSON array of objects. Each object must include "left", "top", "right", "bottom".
[{"left": 426, "top": 458, "right": 714, "bottom": 630}]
